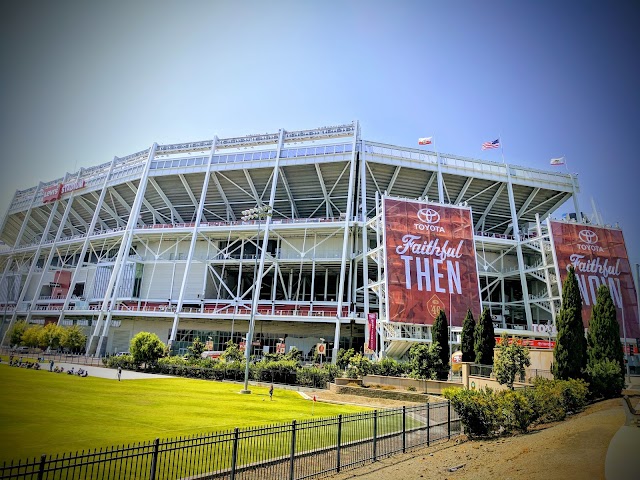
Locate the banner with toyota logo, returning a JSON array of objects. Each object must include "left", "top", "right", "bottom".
[
  {"left": 549, "top": 220, "right": 639, "bottom": 338},
  {"left": 383, "top": 197, "right": 481, "bottom": 326}
]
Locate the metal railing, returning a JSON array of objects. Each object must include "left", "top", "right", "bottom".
[
  {"left": 469, "top": 363, "right": 553, "bottom": 383},
  {"left": 0, "top": 401, "right": 459, "bottom": 480}
]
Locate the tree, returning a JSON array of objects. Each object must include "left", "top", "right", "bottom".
[
  {"left": 494, "top": 333, "right": 531, "bottom": 389},
  {"left": 586, "top": 284, "right": 625, "bottom": 397},
  {"left": 130, "top": 332, "right": 166, "bottom": 366},
  {"left": 432, "top": 309, "right": 450, "bottom": 379},
  {"left": 187, "top": 337, "right": 206, "bottom": 360},
  {"left": 336, "top": 348, "right": 355, "bottom": 369},
  {"left": 60, "top": 325, "right": 87, "bottom": 353},
  {"left": 221, "top": 340, "right": 243, "bottom": 363},
  {"left": 474, "top": 308, "right": 495, "bottom": 365},
  {"left": 8, "top": 320, "right": 28, "bottom": 346},
  {"left": 461, "top": 309, "right": 476, "bottom": 362},
  {"left": 408, "top": 342, "right": 443, "bottom": 380},
  {"left": 552, "top": 266, "right": 587, "bottom": 380},
  {"left": 21, "top": 325, "right": 43, "bottom": 348},
  {"left": 38, "top": 323, "right": 64, "bottom": 350}
]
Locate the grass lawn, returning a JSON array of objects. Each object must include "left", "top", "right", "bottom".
[{"left": 0, "top": 363, "right": 368, "bottom": 462}]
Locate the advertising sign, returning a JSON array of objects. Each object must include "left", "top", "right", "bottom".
[
  {"left": 43, "top": 184, "right": 62, "bottom": 203},
  {"left": 367, "top": 313, "right": 377, "bottom": 351},
  {"left": 384, "top": 198, "right": 481, "bottom": 326},
  {"left": 496, "top": 337, "right": 556, "bottom": 349},
  {"left": 276, "top": 343, "right": 286, "bottom": 354},
  {"left": 549, "top": 221, "right": 639, "bottom": 338},
  {"left": 316, "top": 343, "right": 327, "bottom": 356}
]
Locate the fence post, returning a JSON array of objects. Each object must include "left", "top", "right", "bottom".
[
  {"left": 372, "top": 410, "right": 378, "bottom": 462},
  {"left": 289, "top": 420, "right": 297, "bottom": 480},
  {"left": 230, "top": 428, "right": 239, "bottom": 480},
  {"left": 336, "top": 415, "right": 342, "bottom": 473},
  {"left": 37, "top": 454, "right": 46, "bottom": 480},
  {"left": 149, "top": 438, "right": 160, "bottom": 480},
  {"left": 447, "top": 400, "right": 451, "bottom": 439},
  {"left": 426, "top": 402, "right": 430, "bottom": 446},
  {"left": 402, "top": 406, "right": 406, "bottom": 453}
]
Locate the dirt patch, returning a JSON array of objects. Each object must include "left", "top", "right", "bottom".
[{"left": 325, "top": 398, "right": 625, "bottom": 480}]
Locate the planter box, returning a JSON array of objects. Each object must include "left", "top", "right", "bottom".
[{"left": 335, "top": 377, "right": 363, "bottom": 386}]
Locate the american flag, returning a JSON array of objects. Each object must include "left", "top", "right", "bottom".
[
  {"left": 418, "top": 137, "right": 432, "bottom": 145},
  {"left": 482, "top": 139, "right": 500, "bottom": 150}
]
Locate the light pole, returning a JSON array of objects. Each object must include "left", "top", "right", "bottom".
[{"left": 240, "top": 205, "right": 272, "bottom": 394}]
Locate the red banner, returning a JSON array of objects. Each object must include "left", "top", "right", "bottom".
[
  {"left": 43, "top": 184, "right": 62, "bottom": 203},
  {"left": 367, "top": 313, "right": 377, "bottom": 351},
  {"left": 496, "top": 337, "right": 556, "bottom": 349},
  {"left": 549, "top": 220, "right": 639, "bottom": 338},
  {"left": 384, "top": 198, "right": 481, "bottom": 326}
]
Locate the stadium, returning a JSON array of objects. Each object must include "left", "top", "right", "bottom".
[{"left": 0, "top": 121, "right": 637, "bottom": 362}]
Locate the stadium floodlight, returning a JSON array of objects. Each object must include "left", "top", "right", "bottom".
[{"left": 240, "top": 204, "right": 272, "bottom": 394}]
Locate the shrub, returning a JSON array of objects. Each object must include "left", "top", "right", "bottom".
[
  {"left": 528, "top": 377, "right": 588, "bottom": 423},
  {"left": 221, "top": 341, "right": 244, "bottom": 363},
  {"left": 371, "top": 357, "right": 408, "bottom": 377},
  {"left": 251, "top": 359, "right": 298, "bottom": 384},
  {"left": 495, "top": 389, "right": 533, "bottom": 433},
  {"left": 296, "top": 366, "right": 331, "bottom": 388},
  {"left": 586, "top": 358, "right": 623, "bottom": 399},
  {"left": 9, "top": 320, "right": 28, "bottom": 346},
  {"left": 104, "top": 354, "right": 137, "bottom": 370},
  {"left": 444, "top": 387, "right": 499, "bottom": 438},
  {"left": 560, "top": 378, "right": 589, "bottom": 413},
  {"left": 348, "top": 353, "right": 374, "bottom": 378}
]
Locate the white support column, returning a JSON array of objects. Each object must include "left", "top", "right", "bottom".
[
  {"left": 536, "top": 213, "right": 556, "bottom": 323},
  {"left": 1, "top": 189, "right": 58, "bottom": 346},
  {"left": 505, "top": 165, "right": 532, "bottom": 328},
  {"left": 436, "top": 153, "right": 445, "bottom": 203},
  {"left": 0, "top": 184, "right": 42, "bottom": 310},
  {"left": 243, "top": 129, "right": 285, "bottom": 370},
  {"left": 360, "top": 140, "right": 371, "bottom": 353},
  {"left": 570, "top": 174, "right": 582, "bottom": 222},
  {"left": 90, "top": 145, "right": 157, "bottom": 356},
  {"left": 169, "top": 137, "right": 219, "bottom": 349},
  {"left": 26, "top": 184, "right": 79, "bottom": 323},
  {"left": 59, "top": 158, "right": 118, "bottom": 325},
  {"left": 333, "top": 122, "right": 359, "bottom": 363}
]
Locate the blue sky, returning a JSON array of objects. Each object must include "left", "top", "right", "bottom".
[{"left": 1, "top": 0, "right": 638, "bottom": 272}]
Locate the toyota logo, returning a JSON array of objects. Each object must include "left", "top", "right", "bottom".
[
  {"left": 417, "top": 208, "right": 440, "bottom": 224},
  {"left": 578, "top": 230, "right": 598, "bottom": 244}
]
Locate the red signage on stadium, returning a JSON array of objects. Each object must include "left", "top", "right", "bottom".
[
  {"left": 43, "top": 184, "right": 62, "bottom": 203},
  {"left": 549, "top": 220, "right": 639, "bottom": 338},
  {"left": 496, "top": 337, "right": 556, "bottom": 349},
  {"left": 367, "top": 313, "right": 377, "bottom": 351},
  {"left": 384, "top": 198, "right": 481, "bottom": 326},
  {"left": 42, "top": 179, "right": 85, "bottom": 203}
]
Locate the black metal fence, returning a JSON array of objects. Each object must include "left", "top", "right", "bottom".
[{"left": 0, "top": 401, "right": 460, "bottom": 480}]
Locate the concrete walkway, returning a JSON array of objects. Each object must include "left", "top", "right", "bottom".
[
  {"left": 605, "top": 392, "right": 640, "bottom": 479},
  {"left": 41, "top": 362, "right": 176, "bottom": 380}
]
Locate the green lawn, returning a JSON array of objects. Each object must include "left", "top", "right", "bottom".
[{"left": 0, "top": 363, "right": 368, "bottom": 462}]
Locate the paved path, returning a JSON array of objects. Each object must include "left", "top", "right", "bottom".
[{"left": 41, "top": 362, "right": 176, "bottom": 380}]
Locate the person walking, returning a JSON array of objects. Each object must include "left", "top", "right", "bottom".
[
  {"left": 269, "top": 384, "right": 274, "bottom": 400},
  {"left": 49, "top": 359, "right": 54, "bottom": 372},
  {"left": 117, "top": 366, "right": 122, "bottom": 381}
]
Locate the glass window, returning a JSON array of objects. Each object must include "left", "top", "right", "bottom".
[
  {"left": 180, "top": 159, "right": 188, "bottom": 167},
  {"left": 252, "top": 152, "right": 261, "bottom": 160},
  {"left": 269, "top": 151, "right": 276, "bottom": 159},
  {"left": 332, "top": 145, "right": 342, "bottom": 154},
  {"left": 344, "top": 144, "right": 353, "bottom": 152}
]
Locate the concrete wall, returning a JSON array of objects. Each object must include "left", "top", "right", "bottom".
[
  {"left": 329, "top": 383, "right": 442, "bottom": 403},
  {"left": 362, "top": 375, "right": 463, "bottom": 395}
]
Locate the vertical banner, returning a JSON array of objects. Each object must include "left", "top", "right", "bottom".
[
  {"left": 549, "top": 220, "right": 639, "bottom": 338},
  {"left": 367, "top": 313, "right": 377, "bottom": 351},
  {"left": 384, "top": 198, "right": 481, "bottom": 326}
]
